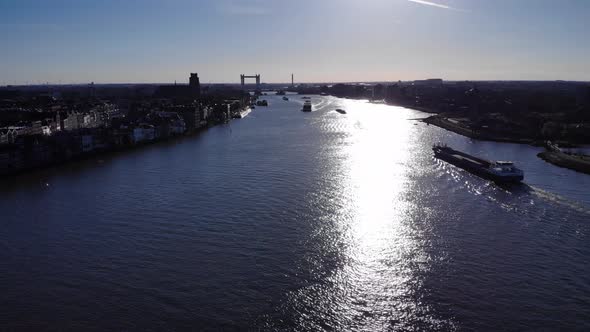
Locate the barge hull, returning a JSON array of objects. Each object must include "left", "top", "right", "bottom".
[{"left": 434, "top": 147, "right": 523, "bottom": 183}]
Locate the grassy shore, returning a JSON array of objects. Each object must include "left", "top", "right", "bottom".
[
  {"left": 421, "top": 114, "right": 590, "bottom": 175},
  {"left": 421, "top": 115, "right": 534, "bottom": 144},
  {"left": 364, "top": 99, "right": 590, "bottom": 175},
  {"left": 537, "top": 150, "right": 590, "bottom": 174}
]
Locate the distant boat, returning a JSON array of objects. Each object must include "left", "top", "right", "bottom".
[
  {"left": 256, "top": 100, "right": 268, "bottom": 106},
  {"left": 335, "top": 109, "right": 346, "bottom": 114},
  {"left": 301, "top": 96, "right": 311, "bottom": 100},
  {"left": 302, "top": 101, "right": 312, "bottom": 112},
  {"left": 433, "top": 144, "right": 524, "bottom": 183},
  {"left": 282, "top": 96, "right": 289, "bottom": 101},
  {"left": 233, "top": 107, "right": 252, "bottom": 119}
]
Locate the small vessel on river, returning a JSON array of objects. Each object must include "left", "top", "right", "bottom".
[
  {"left": 233, "top": 107, "right": 251, "bottom": 119},
  {"left": 283, "top": 96, "right": 289, "bottom": 101},
  {"left": 433, "top": 144, "right": 524, "bottom": 183},
  {"left": 302, "top": 101, "right": 312, "bottom": 112},
  {"left": 335, "top": 109, "right": 346, "bottom": 114}
]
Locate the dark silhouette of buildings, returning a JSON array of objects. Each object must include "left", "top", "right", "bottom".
[
  {"left": 190, "top": 73, "right": 200, "bottom": 91},
  {"left": 155, "top": 73, "right": 201, "bottom": 99}
]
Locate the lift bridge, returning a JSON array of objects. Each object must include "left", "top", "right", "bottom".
[{"left": 240, "top": 74, "right": 261, "bottom": 90}]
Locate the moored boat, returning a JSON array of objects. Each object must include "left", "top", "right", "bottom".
[
  {"left": 433, "top": 144, "right": 524, "bottom": 183},
  {"left": 235, "top": 107, "right": 251, "bottom": 119}
]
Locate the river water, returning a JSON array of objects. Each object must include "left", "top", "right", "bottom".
[{"left": 1, "top": 95, "right": 589, "bottom": 331}]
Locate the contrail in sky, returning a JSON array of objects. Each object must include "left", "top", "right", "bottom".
[{"left": 407, "top": 0, "right": 451, "bottom": 10}]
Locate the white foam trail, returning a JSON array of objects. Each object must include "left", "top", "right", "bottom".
[{"left": 528, "top": 185, "right": 590, "bottom": 215}]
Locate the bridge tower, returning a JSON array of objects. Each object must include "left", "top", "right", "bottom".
[{"left": 240, "top": 74, "right": 261, "bottom": 90}]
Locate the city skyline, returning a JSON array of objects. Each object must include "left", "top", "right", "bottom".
[{"left": 1, "top": 0, "right": 590, "bottom": 85}]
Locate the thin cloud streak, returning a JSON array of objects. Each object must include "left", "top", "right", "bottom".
[
  {"left": 407, "top": 0, "right": 451, "bottom": 10},
  {"left": 407, "top": 0, "right": 469, "bottom": 12}
]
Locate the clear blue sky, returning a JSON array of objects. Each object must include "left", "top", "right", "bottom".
[{"left": 1, "top": 0, "right": 589, "bottom": 84}]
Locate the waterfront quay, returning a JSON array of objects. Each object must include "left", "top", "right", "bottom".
[
  {"left": 0, "top": 73, "right": 254, "bottom": 175},
  {"left": 2, "top": 77, "right": 590, "bottom": 176}
]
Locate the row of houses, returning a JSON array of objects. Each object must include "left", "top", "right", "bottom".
[
  {"left": 1, "top": 101, "right": 216, "bottom": 142},
  {"left": 0, "top": 104, "right": 122, "bottom": 144},
  {"left": 0, "top": 103, "right": 219, "bottom": 175},
  {"left": 0, "top": 120, "right": 55, "bottom": 145}
]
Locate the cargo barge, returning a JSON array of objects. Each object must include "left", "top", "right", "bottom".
[{"left": 433, "top": 144, "right": 524, "bottom": 183}]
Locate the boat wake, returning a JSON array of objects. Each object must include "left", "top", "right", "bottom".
[
  {"left": 527, "top": 185, "right": 590, "bottom": 215},
  {"left": 436, "top": 159, "right": 590, "bottom": 216}
]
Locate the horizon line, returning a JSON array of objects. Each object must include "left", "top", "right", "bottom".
[{"left": 2, "top": 79, "right": 590, "bottom": 88}]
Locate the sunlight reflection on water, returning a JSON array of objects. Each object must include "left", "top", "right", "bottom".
[
  {"left": 3, "top": 95, "right": 589, "bottom": 331},
  {"left": 278, "top": 99, "right": 454, "bottom": 330}
]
